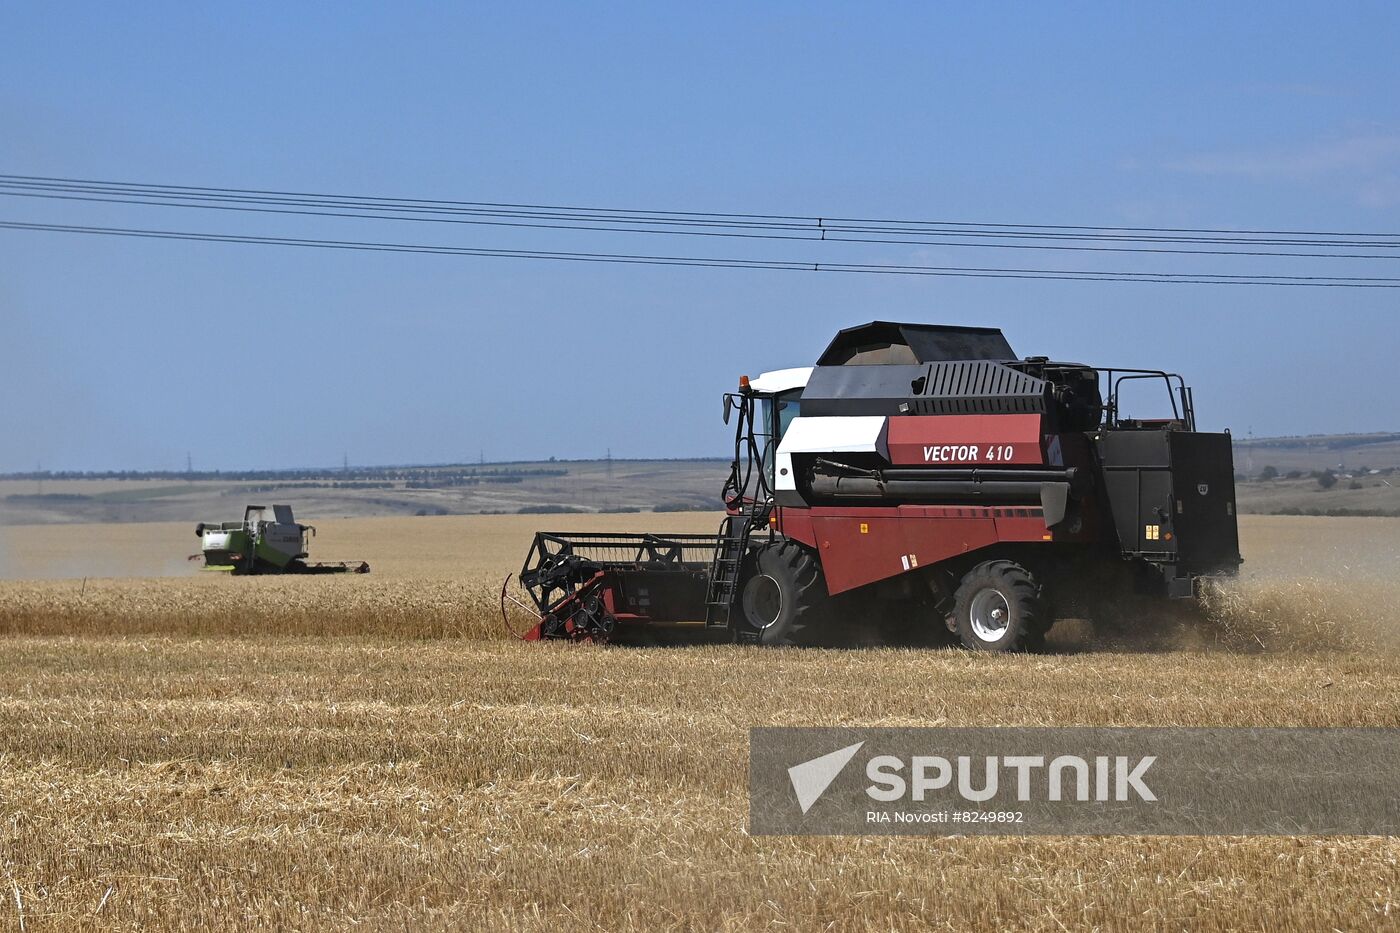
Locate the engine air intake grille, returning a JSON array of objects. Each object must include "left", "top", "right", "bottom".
[{"left": 909, "top": 361, "right": 1048, "bottom": 415}]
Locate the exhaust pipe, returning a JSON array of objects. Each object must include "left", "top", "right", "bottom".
[{"left": 807, "top": 463, "right": 1086, "bottom": 527}]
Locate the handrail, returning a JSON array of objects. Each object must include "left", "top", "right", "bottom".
[{"left": 1097, "top": 367, "right": 1195, "bottom": 431}]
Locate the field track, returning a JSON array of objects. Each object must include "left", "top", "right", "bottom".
[{"left": 0, "top": 514, "right": 1397, "bottom": 929}]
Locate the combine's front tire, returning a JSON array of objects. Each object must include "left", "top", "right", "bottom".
[
  {"left": 736, "top": 540, "right": 831, "bottom": 647},
  {"left": 953, "top": 560, "right": 1048, "bottom": 653}
]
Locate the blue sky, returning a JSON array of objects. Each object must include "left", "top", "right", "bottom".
[{"left": 2, "top": 2, "right": 1398, "bottom": 471}]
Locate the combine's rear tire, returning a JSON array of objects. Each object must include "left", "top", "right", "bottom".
[
  {"left": 737, "top": 540, "right": 832, "bottom": 647},
  {"left": 953, "top": 560, "right": 1047, "bottom": 653}
]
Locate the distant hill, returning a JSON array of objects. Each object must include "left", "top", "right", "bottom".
[
  {"left": 1232, "top": 432, "right": 1400, "bottom": 475},
  {"left": 0, "top": 459, "right": 729, "bottom": 525},
  {"left": 2, "top": 433, "right": 1398, "bottom": 525},
  {"left": 1231, "top": 433, "right": 1400, "bottom": 517}
]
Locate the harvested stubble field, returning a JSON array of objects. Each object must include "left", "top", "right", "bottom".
[{"left": 0, "top": 514, "right": 1398, "bottom": 930}]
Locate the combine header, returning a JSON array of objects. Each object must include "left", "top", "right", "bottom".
[
  {"left": 194, "top": 505, "right": 370, "bottom": 575},
  {"left": 507, "top": 322, "right": 1240, "bottom": 651}
]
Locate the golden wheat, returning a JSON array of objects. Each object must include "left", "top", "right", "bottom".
[
  {"left": 1, "top": 513, "right": 1398, "bottom": 930},
  {"left": 1, "top": 640, "right": 1398, "bottom": 931},
  {"left": 0, "top": 574, "right": 508, "bottom": 639},
  {"left": 2, "top": 513, "right": 1397, "bottom": 651}
]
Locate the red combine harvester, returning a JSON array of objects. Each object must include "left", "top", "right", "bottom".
[{"left": 506, "top": 322, "right": 1241, "bottom": 651}]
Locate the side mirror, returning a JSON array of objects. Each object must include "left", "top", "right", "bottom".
[{"left": 722, "top": 394, "right": 734, "bottom": 425}]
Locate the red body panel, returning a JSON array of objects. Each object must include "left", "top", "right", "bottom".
[
  {"left": 776, "top": 504, "right": 1056, "bottom": 595},
  {"left": 886, "top": 414, "right": 1046, "bottom": 466},
  {"left": 773, "top": 413, "right": 1089, "bottom": 595}
]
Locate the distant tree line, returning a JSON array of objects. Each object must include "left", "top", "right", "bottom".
[
  {"left": 1238, "top": 432, "right": 1400, "bottom": 451},
  {"left": 4, "top": 493, "right": 92, "bottom": 504},
  {"left": 1273, "top": 507, "right": 1400, "bottom": 517},
  {"left": 2, "top": 465, "right": 570, "bottom": 483},
  {"left": 246, "top": 481, "right": 396, "bottom": 492},
  {"left": 1249, "top": 465, "right": 1395, "bottom": 485}
]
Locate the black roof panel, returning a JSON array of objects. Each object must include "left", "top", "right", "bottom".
[{"left": 816, "top": 321, "right": 1015, "bottom": 366}]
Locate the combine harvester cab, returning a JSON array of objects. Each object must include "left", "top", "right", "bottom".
[
  {"left": 195, "top": 505, "right": 369, "bottom": 575},
  {"left": 508, "top": 322, "right": 1241, "bottom": 650}
]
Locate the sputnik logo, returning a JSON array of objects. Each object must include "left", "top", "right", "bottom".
[{"left": 787, "top": 741, "right": 865, "bottom": 814}]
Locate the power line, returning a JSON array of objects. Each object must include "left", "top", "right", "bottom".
[
  {"left": 5, "top": 176, "right": 1400, "bottom": 257},
  {"left": 6, "top": 171, "right": 1400, "bottom": 286},
  {"left": 4, "top": 218, "right": 1398, "bottom": 287},
  {"left": 5, "top": 171, "right": 1400, "bottom": 240},
  {"left": 7, "top": 186, "right": 1400, "bottom": 261}
]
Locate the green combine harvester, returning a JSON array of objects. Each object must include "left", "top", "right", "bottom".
[{"left": 194, "top": 505, "right": 370, "bottom": 575}]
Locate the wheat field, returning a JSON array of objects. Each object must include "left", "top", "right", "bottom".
[{"left": 0, "top": 514, "right": 1398, "bottom": 930}]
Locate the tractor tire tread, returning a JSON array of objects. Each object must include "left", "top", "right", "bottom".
[
  {"left": 953, "top": 560, "right": 1047, "bottom": 653},
  {"left": 741, "top": 539, "right": 833, "bottom": 647}
]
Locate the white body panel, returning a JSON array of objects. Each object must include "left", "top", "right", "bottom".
[
  {"left": 203, "top": 530, "right": 232, "bottom": 551},
  {"left": 773, "top": 416, "right": 889, "bottom": 500},
  {"left": 749, "top": 366, "right": 813, "bottom": 395}
]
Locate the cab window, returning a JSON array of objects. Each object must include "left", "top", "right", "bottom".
[{"left": 761, "top": 392, "right": 801, "bottom": 486}]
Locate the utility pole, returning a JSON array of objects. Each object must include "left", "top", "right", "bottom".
[
  {"left": 343, "top": 452, "right": 349, "bottom": 474},
  {"left": 186, "top": 451, "right": 193, "bottom": 476},
  {"left": 606, "top": 447, "right": 613, "bottom": 479}
]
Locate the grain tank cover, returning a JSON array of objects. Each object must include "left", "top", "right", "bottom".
[
  {"left": 802, "top": 321, "right": 1040, "bottom": 418},
  {"left": 816, "top": 322, "right": 1016, "bottom": 366}
]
